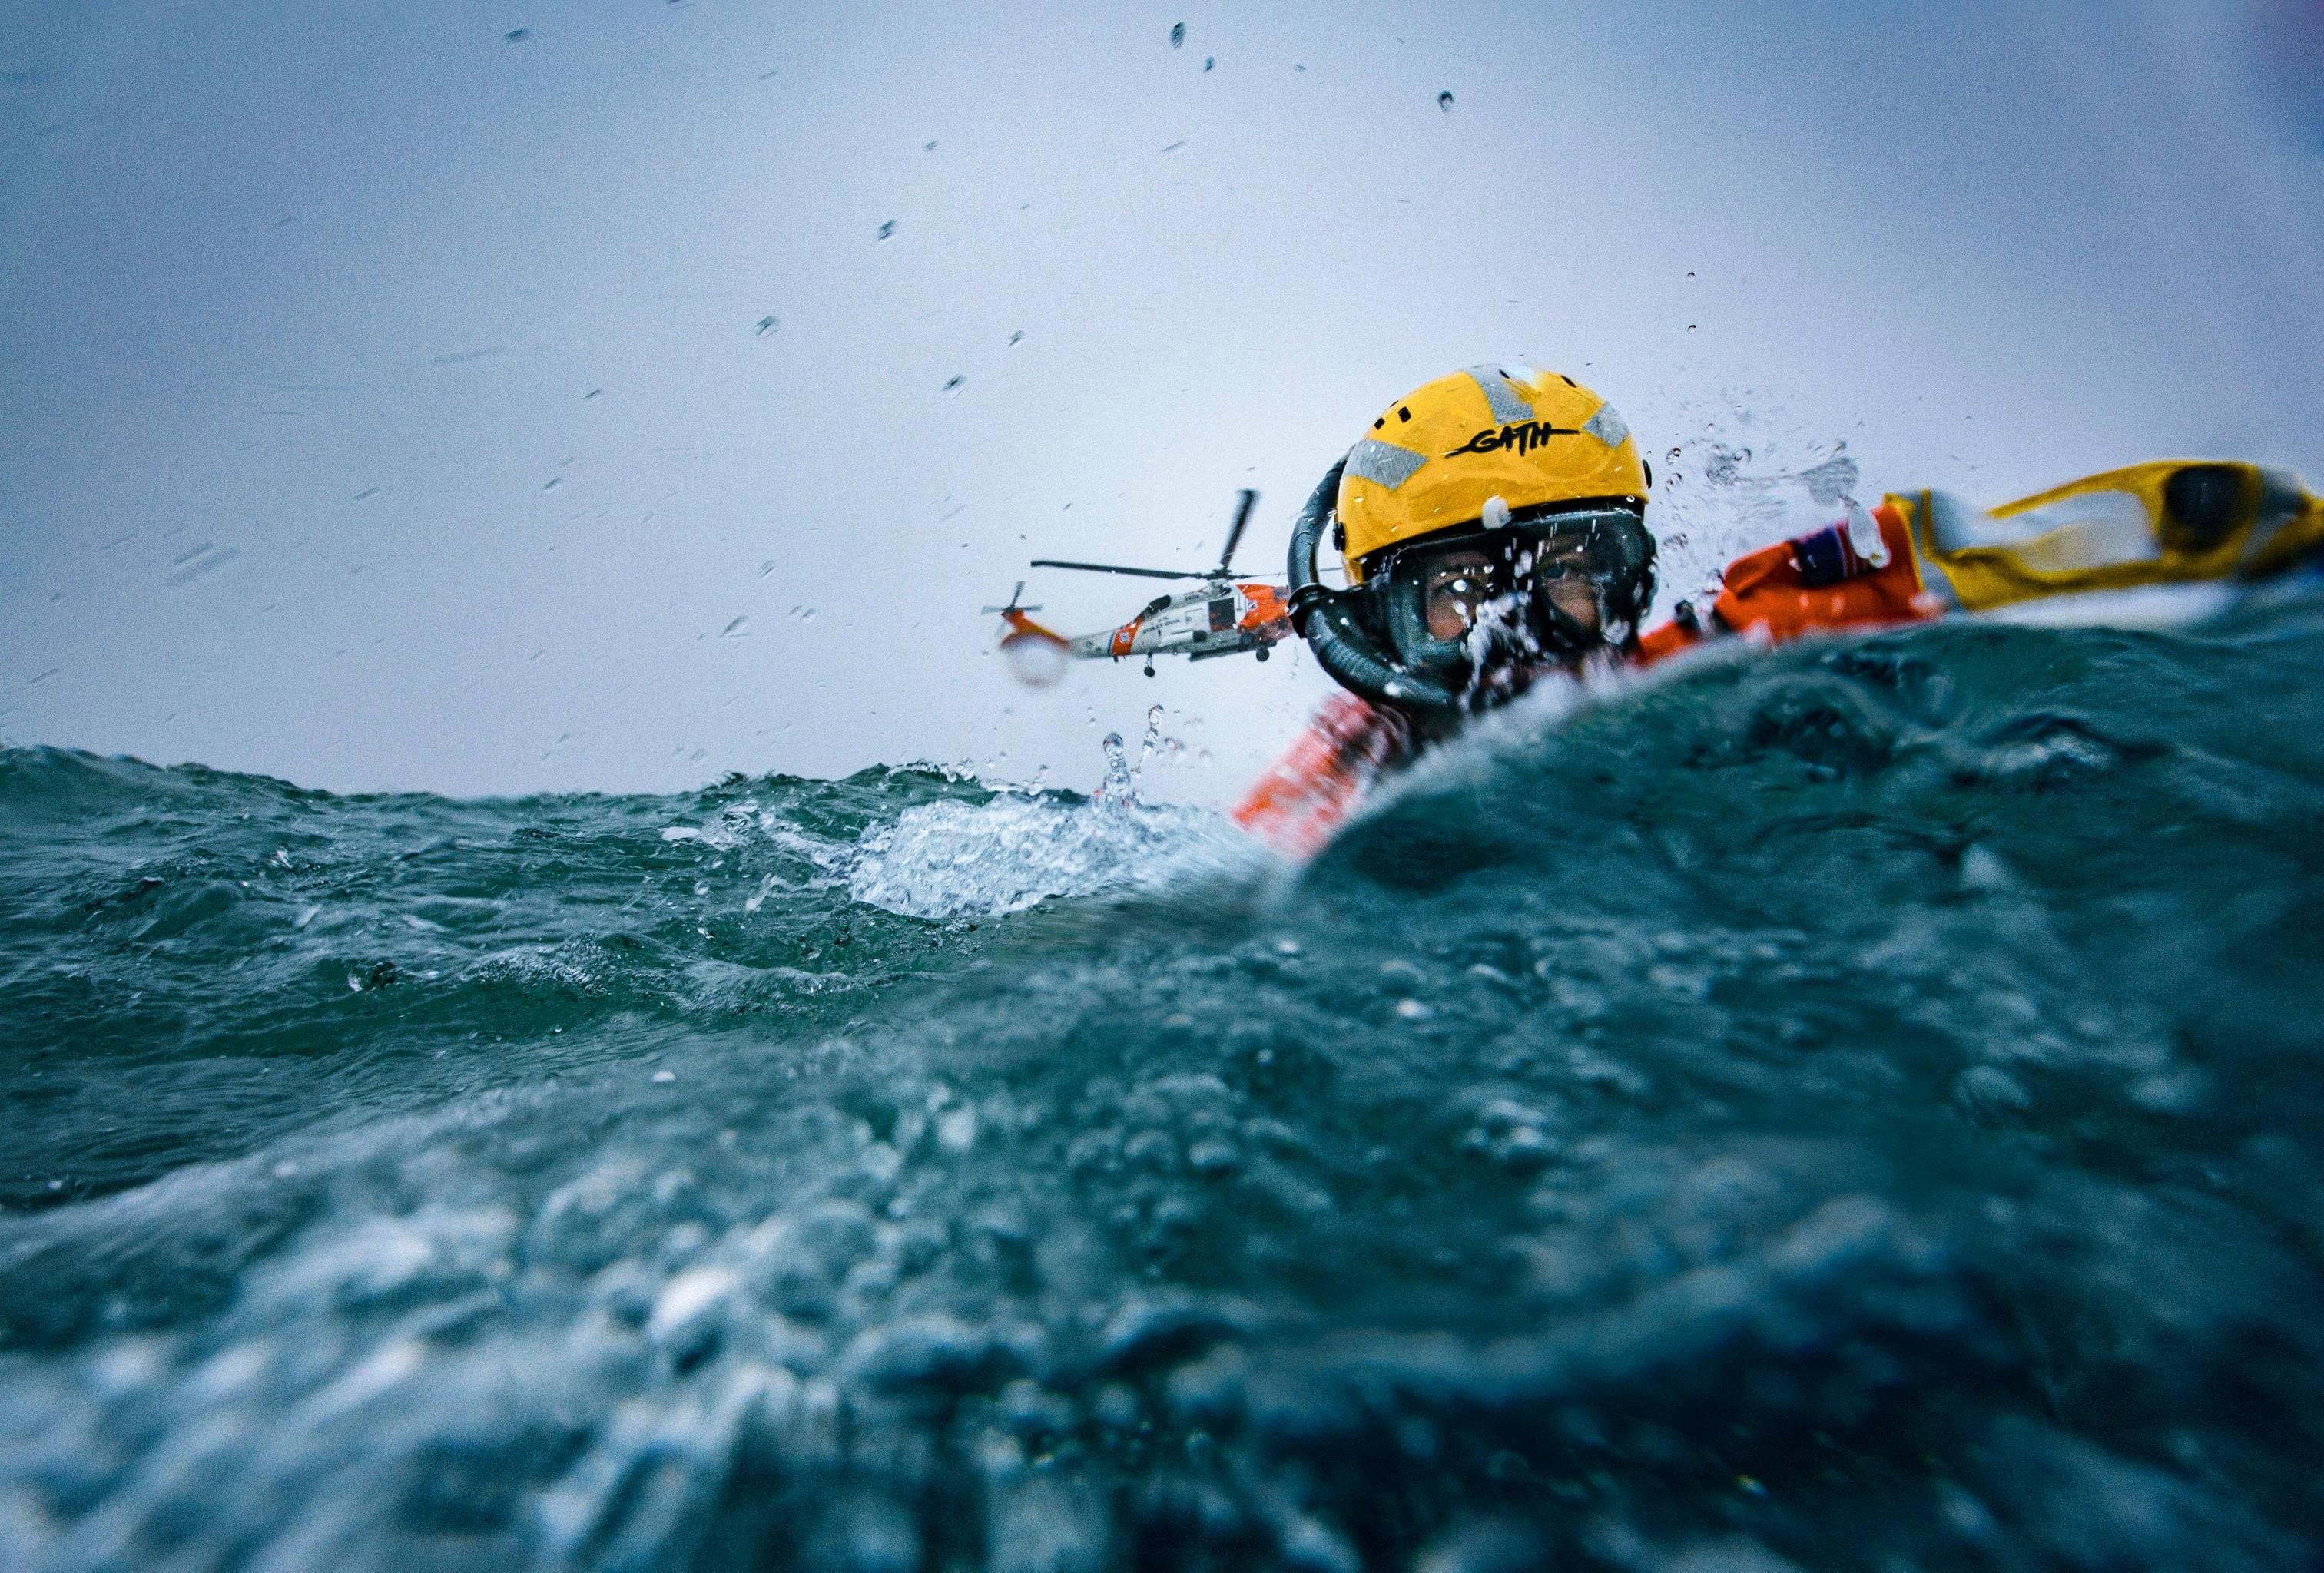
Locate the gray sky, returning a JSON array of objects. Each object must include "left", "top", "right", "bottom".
[{"left": 3, "top": 0, "right": 2319, "bottom": 802}]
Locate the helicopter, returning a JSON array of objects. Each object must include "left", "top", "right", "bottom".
[{"left": 989, "top": 488, "right": 1294, "bottom": 684}]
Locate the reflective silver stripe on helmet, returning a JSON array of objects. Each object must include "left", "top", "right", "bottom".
[
  {"left": 1463, "top": 365, "right": 1534, "bottom": 424},
  {"left": 1583, "top": 400, "right": 1630, "bottom": 449},
  {"left": 1344, "top": 438, "right": 1427, "bottom": 491}
]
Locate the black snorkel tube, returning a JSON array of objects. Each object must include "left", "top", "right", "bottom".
[{"left": 1282, "top": 458, "right": 1467, "bottom": 717}]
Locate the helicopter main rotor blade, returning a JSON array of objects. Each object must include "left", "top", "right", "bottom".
[
  {"left": 1029, "top": 558, "right": 1202, "bottom": 581},
  {"left": 1216, "top": 488, "right": 1258, "bottom": 575}
]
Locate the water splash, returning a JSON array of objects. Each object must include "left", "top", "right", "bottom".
[
  {"left": 850, "top": 711, "right": 1247, "bottom": 919},
  {"left": 847, "top": 792, "right": 1255, "bottom": 919},
  {"left": 1091, "top": 706, "right": 1184, "bottom": 806},
  {"left": 1095, "top": 731, "right": 1134, "bottom": 805},
  {"left": 1648, "top": 396, "right": 1863, "bottom": 614}
]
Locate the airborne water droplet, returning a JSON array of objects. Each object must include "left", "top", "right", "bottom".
[
  {"left": 1169, "top": 22, "right": 1185, "bottom": 47},
  {"left": 754, "top": 316, "right": 778, "bottom": 336},
  {"left": 876, "top": 220, "right": 896, "bottom": 242},
  {"left": 1438, "top": 90, "right": 1454, "bottom": 111},
  {"left": 167, "top": 544, "right": 240, "bottom": 589}
]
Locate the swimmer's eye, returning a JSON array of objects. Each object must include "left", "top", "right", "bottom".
[{"left": 1533, "top": 551, "right": 1596, "bottom": 581}]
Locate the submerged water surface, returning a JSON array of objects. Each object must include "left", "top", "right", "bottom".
[{"left": 5, "top": 598, "right": 2323, "bottom": 1571}]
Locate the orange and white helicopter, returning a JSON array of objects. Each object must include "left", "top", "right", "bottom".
[{"left": 988, "top": 489, "right": 1293, "bottom": 687}]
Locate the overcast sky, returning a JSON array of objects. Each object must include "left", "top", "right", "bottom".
[{"left": 3, "top": 0, "right": 2319, "bottom": 802}]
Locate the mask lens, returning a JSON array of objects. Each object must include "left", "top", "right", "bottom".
[
  {"left": 1421, "top": 551, "right": 1497, "bottom": 639},
  {"left": 1377, "top": 509, "right": 1651, "bottom": 681}
]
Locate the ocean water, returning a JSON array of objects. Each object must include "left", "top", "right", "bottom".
[{"left": 5, "top": 596, "right": 2324, "bottom": 1572}]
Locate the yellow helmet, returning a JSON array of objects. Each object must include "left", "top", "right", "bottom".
[
  {"left": 1338, "top": 366, "right": 1649, "bottom": 577},
  {"left": 1282, "top": 366, "right": 1656, "bottom": 718}
]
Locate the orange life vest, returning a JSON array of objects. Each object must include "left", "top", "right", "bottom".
[
  {"left": 1637, "top": 499, "right": 1939, "bottom": 664},
  {"left": 1229, "top": 690, "right": 1413, "bottom": 857}
]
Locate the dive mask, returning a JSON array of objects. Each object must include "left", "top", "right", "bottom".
[
  {"left": 1285, "top": 464, "right": 1656, "bottom": 719},
  {"left": 1368, "top": 505, "right": 1654, "bottom": 687}
]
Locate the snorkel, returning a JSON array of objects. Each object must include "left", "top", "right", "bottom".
[{"left": 1285, "top": 460, "right": 1467, "bottom": 717}]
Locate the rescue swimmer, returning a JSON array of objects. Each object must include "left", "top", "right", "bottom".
[{"left": 1226, "top": 365, "right": 2324, "bottom": 854}]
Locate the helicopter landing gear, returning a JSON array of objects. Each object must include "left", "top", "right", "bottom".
[
  {"left": 1255, "top": 645, "right": 1270, "bottom": 662},
  {"left": 1143, "top": 661, "right": 1156, "bottom": 677}
]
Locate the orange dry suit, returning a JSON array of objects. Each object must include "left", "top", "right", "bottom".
[{"left": 1233, "top": 460, "right": 2324, "bottom": 856}]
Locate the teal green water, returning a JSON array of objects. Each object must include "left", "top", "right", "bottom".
[{"left": 4, "top": 595, "right": 2323, "bottom": 1571}]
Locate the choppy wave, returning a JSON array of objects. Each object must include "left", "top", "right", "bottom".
[{"left": 5, "top": 592, "right": 2324, "bottom": 1571}]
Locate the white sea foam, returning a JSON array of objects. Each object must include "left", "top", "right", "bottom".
[{"left": 847, "top": 794, "right": 1259, "bottom": 919}]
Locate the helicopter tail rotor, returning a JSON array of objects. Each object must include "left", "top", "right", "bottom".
[{"left": 981, "top": 581, "right": 1043, "bottom": 615}]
